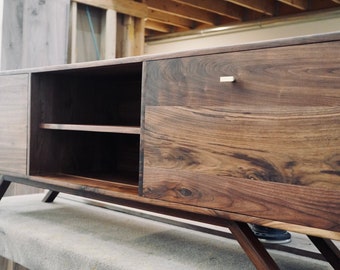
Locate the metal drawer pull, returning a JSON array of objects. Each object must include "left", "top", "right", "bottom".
[{"left": 220, "top": 76, "right": 235, "bottom": 82}]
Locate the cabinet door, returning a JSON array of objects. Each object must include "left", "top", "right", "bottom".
[
  {"left": 142, "top": 41, "right": 340, "bottom": 232},
  {"left": 0, "top": 74, "right": 29, "bottom": 175}
]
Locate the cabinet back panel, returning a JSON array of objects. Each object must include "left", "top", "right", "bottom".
[
  {"left": 30, "top": 130, "right": 140, "bottom": 184},
  {"left": 32, "top": 73, "right": 141, "bottom": 126}
]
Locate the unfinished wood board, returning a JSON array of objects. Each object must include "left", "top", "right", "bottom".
[
  {"left": 101, "top": 9, "right": 117, "bottom": 59},
  {"left": 1, "top": 0, "right": 24, "bottom": 70},
  {"left": 22, "top": 0, "right": 70, "bottom": 68},
  {"left": 1, "top": 0, "right": 69, "bottom": 70},
  {"left": 0, "top": 74, "right": 28, "bottom": 175}
]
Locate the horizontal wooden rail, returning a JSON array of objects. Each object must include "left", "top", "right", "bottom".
[
  {"left": 40, "top": 123, "right": 141, "bottom": 134},
  {"left": 73, "top": 0, "right": 148, "bottom": 18}
]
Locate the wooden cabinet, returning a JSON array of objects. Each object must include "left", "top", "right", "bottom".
[
  {"left": 0, "top": 33, "right": 339, "bottom": 269},
  {"left": 0, "top": 74, "right": 28, "bottom": 175}
]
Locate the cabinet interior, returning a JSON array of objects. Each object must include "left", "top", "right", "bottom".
[{"left": 29, "top": 63, "right": 142, "bottom": 188}]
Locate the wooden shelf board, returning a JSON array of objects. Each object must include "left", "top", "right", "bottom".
[
  {"left": 40, "top": 123, "right": 141, "bottom": 134},
  {"left": 30, "top": 173, "right": 139, "bottom": 196}
]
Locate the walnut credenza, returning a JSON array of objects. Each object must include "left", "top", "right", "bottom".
[{"left": 0, "top": 33, "right": 339, "bottom": 269}]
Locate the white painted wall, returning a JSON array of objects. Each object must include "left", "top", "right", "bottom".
[{"left": 145, "top": 9, "right": 340, "bottom": 55}]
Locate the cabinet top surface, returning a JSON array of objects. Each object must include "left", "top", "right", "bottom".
[{"left": 1, "top": 32, "right": 340, "bottom": 76}]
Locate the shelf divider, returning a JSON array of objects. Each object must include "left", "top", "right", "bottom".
[{"left": 40, "top": 123, "right": 141, "bottom": 134}]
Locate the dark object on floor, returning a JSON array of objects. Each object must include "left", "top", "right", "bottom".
[{"left": 251, "top": 225, "right": 292, "bottom": 244}]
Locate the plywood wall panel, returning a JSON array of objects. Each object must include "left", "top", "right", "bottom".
[
  {"left": 1, "top": 0, "right": 70, "bottom": 70},
  {"left": 1, "top": 0, "right": 24, "bottom": 70}
]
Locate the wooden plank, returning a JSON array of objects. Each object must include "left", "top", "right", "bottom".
[
  {"left": 143, "top": 105, "right": 340, "bottom": 189},
  {"left": 122, "top": 15, "right": 135, "bottom": 57},
  {"left": 102, "top": 9, "right": 117, "bottom": 59},
  {"left": 277, "top": 0, "right": 309, "bottom": 10},
  {"left": 5, "top": 173, "right": 340, "bottom": 240},
  {"left": 1, "top": 0, "right": 24, "bottom": 70},
  {"left": 146, "top": 20, "right": 173, "bottom": 33},
  {"left": 144, "top": 41, "right": 340, "bottom": 107},
  {"left": 116, "top": 14, "right": 144, "bottom": 57},
  {"left": 0, "top": 74, "right": 28, "bottom": 175},
  {"left": 143, "top": 167, "right": 340, "bottom": 233},
  {"left": 173, "top": 0, "right": 243, "bottom": 20},
  {"left": 134, "top": 17, "right": 145, "bottom": 56},
  {"left": 40, "top": 123, "right": 141, "bottom": 134},
  {"left": 74, "top": 0, "right": 148, "bottom": 18},
  {"left": 69, "top": 1, "right": 78, "bottom": 63},
  {"left": 227, "top": 0, "right": 274, "bottom": 15},
  {"left": 31, "top": 174, "right": 139, "bottom": 195},
  {"left": 21, "top": 0, "right": 69, "bottom": 68},
  {"left": 145, "top": 0, "right": 217, "bottom": 25},
  {"left": 147, "top": 9, "right": 193, "bottom": 30}
]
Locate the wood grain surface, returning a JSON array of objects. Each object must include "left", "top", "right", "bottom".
[
  {"left": 143, "top": 41, "right": 340, "bottom": 107},
  {"left": 29, "top": 70, "right": 142, "bottom": 186},
  {"left": 144, "top": 105, "right": 340, "bottom": 189},
  {"left": 0, "top": 74, "right": 28, "bottom": 175},
  {"left": 142, "top": 38, "right": 340, "bottom": 231},
  {"left": 1, "top": 0, "right": 69, "bottom": 70},
  {"left": 143, "top": 167, "right": 340, "bottom": 232}
]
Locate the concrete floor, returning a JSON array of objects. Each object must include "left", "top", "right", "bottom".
[{"left": 0, "top": 193, "right": 336, "bottom": 270}]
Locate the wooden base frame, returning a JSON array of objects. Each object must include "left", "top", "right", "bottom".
[
  {"left": 0, "top": 176, "right": 339, "bottom": 270},
  {"left": 307, "top": 236, "right": 340, "bottom": 270}
]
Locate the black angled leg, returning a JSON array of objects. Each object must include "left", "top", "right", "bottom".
[
  {"left": 42, "top": 190, "right": 59, "bottom": 203},
  {"left": 308, "top": 235, "right": 340, "bottom": 270},
  {"left": 0, "top": 176, "right": 11, "bottom": 201}
]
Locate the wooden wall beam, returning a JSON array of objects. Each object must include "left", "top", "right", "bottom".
[
  {"left": 101, "top": 9, "right": 117, "bottom": 59},
  {"left": 69, "top": 1, "right": 78, "bottom": 63},
  {"left": 134, "top": 17, "right": 145, "bottom": 56},
  {"left": 227, "top": 0, "right": 275, "bottom": 16},
  {"left": 73, "top": 0, "right": 148, "bottom": 18},
  {"left": 145, "top": 0, "right": 217, "bottom": 26},
  {"left": 173, "top": 0, "right": 243, "bottom": 21},
  {"left": 145, "top": 20, "right": 174, "bottom": 33},
  {"left": 147, "top": 10, "right": 193, "bottom": 29},
  {"left": 277, "top": 0, "right": 308, "bottom": 10}
]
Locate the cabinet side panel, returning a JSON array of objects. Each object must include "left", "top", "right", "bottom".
[{"left": 0, "top": 74, "right": 28, "bottom": 175}]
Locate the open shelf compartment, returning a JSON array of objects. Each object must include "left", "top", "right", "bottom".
[{"left": 29, "top": 63, "right": 143, "bottom": 188}]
